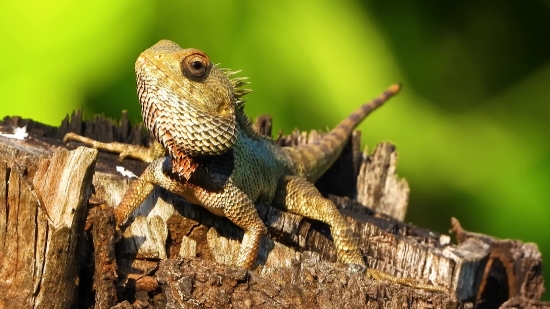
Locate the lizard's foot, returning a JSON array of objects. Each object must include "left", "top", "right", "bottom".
[
  {"left": 366, "top": 268, "right": 448, "bottom": 293},
  {"left": 63, "top": 132, "right": 162, "bottom": 163}
]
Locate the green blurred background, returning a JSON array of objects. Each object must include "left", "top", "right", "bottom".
[{"left": 1, "top": 0, "right": 548, "bottom": 299}]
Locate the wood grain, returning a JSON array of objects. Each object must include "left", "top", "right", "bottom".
[{"left": 0, "top": 112, "right": 546, "bottom": 308}]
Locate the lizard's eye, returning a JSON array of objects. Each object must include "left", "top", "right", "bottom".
[
  {"left": 182, "top": 53, "right": 210, "bottom": 81},
  {"left": 192, "top": 61, "right": 203, "bottom": 70}
]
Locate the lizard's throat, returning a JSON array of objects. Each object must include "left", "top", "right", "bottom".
[{"left": 137, "top": 80, "right": 238, "bottom": 158}]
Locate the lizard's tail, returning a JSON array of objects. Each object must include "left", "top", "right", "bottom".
[{"left": 285, "top": 83, "right": 401, "bottom": 182}]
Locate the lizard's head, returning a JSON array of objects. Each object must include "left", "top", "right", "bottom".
[{"left": 135, "top": 40, "right": 248, "bottom": 158}]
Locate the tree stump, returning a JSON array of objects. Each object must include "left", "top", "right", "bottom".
[{"left": 0, "top": 111, "right": 546, "bottom": 309}]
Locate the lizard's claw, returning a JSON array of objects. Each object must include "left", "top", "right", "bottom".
[{"left": 118, "top": 151, "right": 131, "bottom": 162}]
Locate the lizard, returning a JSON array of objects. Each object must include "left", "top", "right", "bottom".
[{"left": 65, "top": 40, "right": 439, "bottom": 290}]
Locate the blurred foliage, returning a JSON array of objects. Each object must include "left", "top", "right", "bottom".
[{"left": 1, "top": 0, "right": 549, "bottom": 299}]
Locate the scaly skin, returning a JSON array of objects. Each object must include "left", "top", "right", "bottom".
[
  {"left": 66, "top": 41, "right": 417, "bottom": 283},
  {"left": 123, "top": 40, "right": 402, "bottom": 269}
]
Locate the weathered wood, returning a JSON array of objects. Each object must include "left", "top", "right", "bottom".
[
  {"left": 452, "top": 218, "right": 546, "bottom": 307},
  {"left": 356, "top": 143, "right": 409, "bottom": 220},
  {"left": 0, "top": 141, "right": 97, "bottom": 309},
  {"left": 91, "top": 206, "right": 118, "bottom": 309},
  {"left": 500, "top": 297, "right": 550, "bottom": 309},
  {"left": 155, "top": 257, "right": 459, "bottom": 309},
  {"left": 0, "top": 160, "right": 42, "bottom": 309},
  {"left": 0, "top": 112, "right": 547, "bottom": 308}
]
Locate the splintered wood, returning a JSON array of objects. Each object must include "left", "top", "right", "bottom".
[
  {"left": 0, "top": 146, "right": 97, "bottom": 309},
  {"left": 356, "top": 143, "right": 409, "bottom": 221},
  {"left": 0, "top": 112, "right": 547, "bottom": 309}
]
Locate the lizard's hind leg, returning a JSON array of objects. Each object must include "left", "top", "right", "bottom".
[
  {"left": 272, "top": 175, "right": 364, "bottom": 265},
  {"left": 272, "top": 176, "right": 448, "bottom": 293}
]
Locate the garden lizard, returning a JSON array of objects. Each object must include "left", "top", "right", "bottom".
[{"left": 65, "top": 40, "right": 438, "bottom": 289}]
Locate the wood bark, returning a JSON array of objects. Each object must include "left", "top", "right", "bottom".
[
  {"left": 0, "top": 141, "right": 97, "bottom": 308},
  {"left": 0, "top": 111, "right": 546, "bottom": 309}
]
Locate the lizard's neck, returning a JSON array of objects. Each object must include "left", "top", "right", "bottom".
[{"left": 235, "top": 106, "right": 272, "bottom": 143}]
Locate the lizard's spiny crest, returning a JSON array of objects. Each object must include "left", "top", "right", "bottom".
[
  {"left": 219, "top": 68, "right": 252, "bottom": 101},
  {"left": 218, "top": 68, "right": 270, "bottom": 141}
]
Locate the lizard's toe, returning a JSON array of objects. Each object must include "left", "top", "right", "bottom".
[{"left": 118, "top": 152, "right": 129, "bottom": 162}]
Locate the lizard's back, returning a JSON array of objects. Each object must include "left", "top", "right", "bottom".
[{"left": 230, "top": 129, "right": 292, "bottom": 204}]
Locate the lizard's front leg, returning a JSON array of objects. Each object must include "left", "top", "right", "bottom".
[
  {"left": 194, "top": 184, "right": 267, "bottom": 269},
  {"left": 115, "top": 156, "right": 267, "bottom": 269},
  {"left": 113, "top": 156, "right": 190, "bottom": 226},
  {"left": 113, "top": 158, "right": 164, "bottom": 225}
]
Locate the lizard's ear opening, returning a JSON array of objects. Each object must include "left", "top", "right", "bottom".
[{"left": 181, "top": 52, "right": 211, "bottom": 81}]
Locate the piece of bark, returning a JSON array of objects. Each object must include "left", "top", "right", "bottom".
[
  {"left": 120, "top": 215, "right": 168, "bottom": 260},
  {"left": 0, "top": 161, "right": 43, "bottom": 309},
  {"left": 356, "top": 143, "right": 409, "bottom": 220},
  {"left": 0, "top": 144, "right": 97, "bottom": 309},
  {"left": 452, "top": 218, "right": 545, "bottom": 308},
  {"left": 91, "top": 206, "right": 118, "bottom": 309},
  {"left": 0, "top": 112, "right": 547, "bottom": 309},
  {"left": 499, "top": 297, "right": 550, "bottom": 309},
  {"left": 156, "top": 257, "right": 460, "bottom": 309}
]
